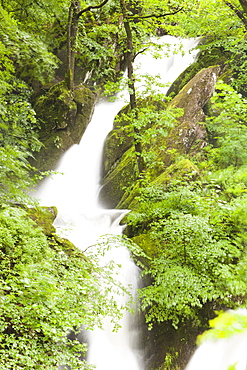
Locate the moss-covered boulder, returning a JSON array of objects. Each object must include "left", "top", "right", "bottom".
[
  {"left": 119, "top": 159, "right": 199, "bottom": 213},
  {"left": 167, "top": 41, "right": 229, "bottom": 99},
  {"left": 102, "top": 109, "right": 134, "bottom": 176},
  {"left": 152, "top": 159, "right": 199, "bottom": 186},
  {"left": 27, "top": 206, "right": 57, "bottom": 236},
  {"left": 32, "top": 82, "right": 96, "bottom": 171},
  {"left": 161, "top": 65, "right": 221, "bottom": 166},
  {"left": 100, "top": 67, "right": 219, "bottom": 210},
  {"left": 99, "top": 148, "right": 139, "bottom": 209}
]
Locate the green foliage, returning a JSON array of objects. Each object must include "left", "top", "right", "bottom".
[
  {"left": 3, "top": 0, "right": 247, "bottom": 366},
  {"left": 197, "top": 309, "right": 247, "bottom": 343},
  {"left": 76, "top": 20, "right": 119, "bottom": 83},
  {"left": 0, "top": 5, "right": 58, "bottom": 85},
  {"left": 205, "top": 82, "right": 247, "bottom": 168},
  {"left": 127, "top": 178, "right": 247, "bottom": 328},
  {"left": 0, "top": 77, "right": 44, "bottom": 205},
  {"left": 112, "top": 97, "right": 183, "bottom": 173},
  {"left": 1, "top": 0, "right": 68, "bottom": 49},
  {"left": 0, "top": 206, "right": 127, "bottom": 369}
]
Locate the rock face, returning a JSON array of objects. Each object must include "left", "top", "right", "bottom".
[
  {"left": 32, "top": 82, "right": 96, "bottom": 171},
  {"left": 165, "top": 65, "right": 221, "bottom": 160},
  {"left": 100, "top": 65, "right": 220, "bottom": 209}
]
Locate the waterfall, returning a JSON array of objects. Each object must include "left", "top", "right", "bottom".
[
  {"left": 34, "top": 36, "right": 198, "bottom": 369},
  {"left": 185, "top": 309, "right": 247, "bottom": 370},
  {"left": 186, "top": 331, "right": 247, "bottom": 370}
]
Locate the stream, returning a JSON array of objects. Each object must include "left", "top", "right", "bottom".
[{"left": 35, "top": 36, "right": 198, "bottom": 369}]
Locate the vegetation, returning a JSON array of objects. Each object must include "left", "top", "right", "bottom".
[
  {"left": 1, "top": 0, "right": 247, "bottom": 369},
  {"left": 0, "top": 206, "right": 127, "bottom": 369}
]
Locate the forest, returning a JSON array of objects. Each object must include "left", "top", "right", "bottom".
[{"left": 1, "top": 0, "right": 247, "bottom": 369}]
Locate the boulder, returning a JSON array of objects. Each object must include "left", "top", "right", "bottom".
[
  {"left": 100, "top": 66, "right": 220, "bottom": 209},
  {"left": 99, "top": 148, "right": 139, "bottom": 209},
  {"left": 27, "top": 206, "right": 57, "bottom": 236},
  {"left": 166, "top": 43, "right": 228, "bottom": 98},
  {"left": 32, "top": 82, "right": 96, "bottom": 171},
  {"left": 162, "top": 65, "right": 221, "bottom": 166}
]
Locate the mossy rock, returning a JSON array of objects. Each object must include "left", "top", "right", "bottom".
[
  {"left": 103, "top": 124, "right": 133, "bottom": 177},
  {"left": 158, "top": 65, "right": 221, "bottom": 168},
  {"left": 132, "top": 233, "right": 159, "bottom": 259},
  {"left": 102, "top": 98, "right": 167, "bottom": 178},
  {"left": 167, "top": 43, "right": 230, "bottom": 99},
  {"left": 52, "top": 234, "right": 80, "bottom": 256},
  {"left": 152, "top": 158, "right": 200, "bottom": 186},
  {"left": 102, "top": 104, "right": 136, "bottom": 178},
  {"left": 35, "top": 82, "right": 76, "bottom": 131},
  {"left": 27, "top": 206, "right": 57, "bottom": 236},
  {"left": 32, "top": 82, "right": 95, "bottom": 171},
  {"left": 120, "top": 159, "right": 199, "bottom": 214},
  {"left": 99, "top": 148, "right": 139, "bottom": 208},
  {"left": 117, "top": 182, "right": 140, "bottom": 210}
]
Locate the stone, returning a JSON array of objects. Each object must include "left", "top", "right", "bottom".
[
  {"left": 99, "top": 148, "right": 139, "bottom": 209},
  {"left": 27, "top": 206, "right": 57, "bottom": 236},
  {"left": 163, "top": 65, "right": 221, "bottom": 166},
  {"left": 32, "top": 82, "right": 96, "bottom": 171}
]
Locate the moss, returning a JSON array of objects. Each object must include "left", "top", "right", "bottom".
[
  {"left": 167, "top": 45, "right": 229, "bottom": 98},
  {"left": 103, "top": 125, "right": 133, "bottom": 176},
  {"left": 152, "top": 159, "right": 199, "bottom": 186},
  {"left": 27, "top": 206, "right": 57, "bottom": 236},
  {"left": 35, "top": 82, "right": 75, "bottom": 131},
  {"left": 132, "top": 233, "right": 159, "bottom": 259},
  {"left": 32, "top": 82, "right": 95, "bottom": 171},
  {"left": 102, "top": 98, "right": 167, "bottom": 178},
  {"left": 99, "top": 148, "right": 138, "bottom": 208},
  {"left": 52, "top": 234, "right": 79, "bottom": 255},
  {"left": 117, "top": 182, "right": 140, "bottom": 209}
]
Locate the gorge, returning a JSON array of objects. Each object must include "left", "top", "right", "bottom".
[
  {"left": 35, "top": 36, "right": 199, "bottom": 369},
  {"left": 2, "top": 1, "right": 247, "bottom": 369}
]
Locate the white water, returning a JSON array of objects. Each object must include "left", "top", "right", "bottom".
[
  {"left": 186, "top": 331, "right": 247, "bottom": 370},
  {"left": 186, "top": 309, "right": 247, "bottom": 370},
  {"left": 34, "top": 36, "right": 198, "bottom": 369}
]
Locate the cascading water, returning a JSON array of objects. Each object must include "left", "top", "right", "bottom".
[
  {"left": 34, "top": 36, "right": 198, "bottom": 369},
  {"left": 185, "top": 331, "right": 247, "bottom": 370},
  {"left": 185, "top": 309, "right": 247, "bottom": 370}
]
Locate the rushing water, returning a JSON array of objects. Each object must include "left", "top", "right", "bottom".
[
  {"left": 185, "top": 309, "right": 247, "bottom": 370},
  {"left": 186, "top": 328, "right": 247, "bottom": 370},
  {"left": 35, "top": 36, "right": 198, "bottom": 369}
]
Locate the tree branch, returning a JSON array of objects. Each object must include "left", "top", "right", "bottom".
[
  {"left": 223, "top": 0, "right": 247, "bottom": 29},
  {"left": 134, "top": 47, "right": 149, "bottom": 60},
  {"left": 77, "top": 0, "right": 110, "bottom": 18},
  {"left": 239, "top": 0, "right": 247, "bottom": 14},
  {"left": 127, "top": 7, "right": 183, "bottom": 21}
]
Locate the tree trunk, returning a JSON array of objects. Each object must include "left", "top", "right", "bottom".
[
  {"left": 66, "top": 0, "right": 110, "bottom": 91},
  {"left": 66, "top": 1, "right": 80, "bottom": 91},
  {"left": 119, "top": 0, "right": 144, "bottom": 174},
  {"left": 239, "top": 0, "right": 247, "bottom": 14},
  {"left": 224, "top": 0, "right": 247, "bottom": 29}
]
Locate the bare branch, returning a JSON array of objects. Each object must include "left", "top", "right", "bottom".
[
  {"left": 127, "top": 7, "right": 183, "bottom": 21},
  {"left": 77, "top": 0, "right": 110, "bottom": 18},
  {"left": 134, "top": 47, "right": 149, "bottom": 60}
]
